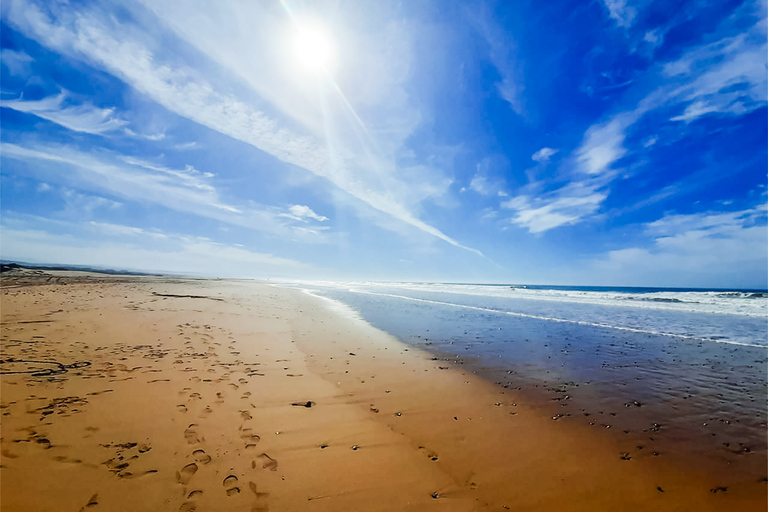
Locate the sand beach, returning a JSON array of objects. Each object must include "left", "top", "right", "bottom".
[{"left": 1, "top": 269, "right": 765, "bottom": 511}]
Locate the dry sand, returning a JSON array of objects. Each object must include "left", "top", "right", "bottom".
[{"left": 1, "top": 270, "right": 764, "bottom": 511}]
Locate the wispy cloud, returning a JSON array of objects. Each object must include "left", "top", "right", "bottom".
[
  {"left": 461, "top": 155, "right": 509, "bottom": 197},
  {"left": 575, "top": 112, "right": 640, "bottom": 176},
  {"left": 473, "top": 9, "right": 524, "bottom": 116},
  {"left": 1, "top": 92, "right": 127, "bottom": 134},
  {"left": 0, "top": 215, "right": 318, "bottom": 278},
  {"left": 124, "top": 128, "right": 166, "bottom": 141},
  {"left": 174, "top": 141, "right": 200, "bottom": 150},
  {"left": 120, "top": 156, "right": 217, "bottom": 192},
  {"left": 1, "top": 141, "right": 236, "bottom": 212},
  {"left": 602, "top": 0, "right": 637, "bottom": 28},
  {"left": 502, "top": 114, "right": 629, "bottom": 233},
  {"left": 531, "top": 147, "right": 558, "bottom": 163},
  {"left": 467, "top": 174, "right": 498, "bottom": 196},
  {"left": 502, "top": 184, "right": 607, "bottom": 233},
  {"left": 5, "top": 0, "right": 478, "bottom": 255},
  {"left": 61, "top": 189, "right": 122, "bottom": 214},
  {"left": 504, "top": 2, "right": 766, "bottom": 235},
  {"left": 592, "top": 206, "right": 768, "bottom": 287},
  {"left": 283, "top": 205, "right": 329, "bottom": 223},
  {"left": 0, "top": 141, "right": 332, "bottom": 243},
  {"left": 665, "top": 32, "right": 767, "bottom": 123},
  {"left": 0, "top": 48, "right": 33, "bottom": 75}
]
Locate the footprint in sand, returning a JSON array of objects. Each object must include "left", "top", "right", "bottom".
[
  {"left": 417, "top": 445, "right": 439, "bottom": 461},
  {"left": 176, "top": 463, "right": 198, "bottom": 485},
  {"left": 192, "top": 449, "right": 211, "bottom": 464},
  {"left": 223, "top": 475, "right": 240, "bottom": 496},
  {"left": 241, "top": 428, "right": 261, "bottom": 448},
  {"left": 177, "top": 405, "right": 188, "bottom": 413},
  {"left": 240, "top": 410, "right": 253, "bottom": 420},
  {"left": 256, "top": 453, "right": 278, "bottom": 471},
  {"left": 178, "top": 489, "right": 203, "bottom": 511},
  {"left": 119, "top": 469, "right": 159, "bottom": 479},
  {"left": 248, "top": 481, "right": 269, "bottom": 499},
  {"left": 184, "top": 424, "right": 200, "bottom": 444},
  {"left": 53, "top": 455, "right": 83, "bottom": 464},
  {"left": 78, "top": 493, "right": 99, "bottom": 511}
]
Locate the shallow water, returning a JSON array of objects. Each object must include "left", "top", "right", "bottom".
[{"left": 286, "top": 281, "right": 768, "bottom": 480}]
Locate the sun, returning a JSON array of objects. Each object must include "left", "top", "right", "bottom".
[{"left": 292, "top": 22, "right": 335, "bottom": 74}]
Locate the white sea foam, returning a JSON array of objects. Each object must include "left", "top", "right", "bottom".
[
  {"left": 346, "top": 282, "right": 768, "bottom": 318},
  {"left": 283, "top": 280, "right": 768, "bottom": 349},
  {"left": 340, "top": 288, "right": 767, "bottom": 349}
]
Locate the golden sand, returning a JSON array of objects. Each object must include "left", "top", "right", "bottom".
[{"left": 0, "top": 270, "right": 763, "bottom": 511}]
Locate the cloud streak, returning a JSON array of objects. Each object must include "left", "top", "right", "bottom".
[
  {"left": 0, "top": 215, "right": 318, "bottom": 278},
  {"left": 503, "top": 3, "right": 766, "bottom": 235},
  {"left": 4, "top": 0, "right": 479, "bottom": 256},
  {"left": 592, "top": 206, "right": 768, "bottom": 287},
  {"left": 0, "top": 141, "right": 332, "bottom": 243},
  {"left": 1, "top": 92, "right": 127, "bottom": 134}
]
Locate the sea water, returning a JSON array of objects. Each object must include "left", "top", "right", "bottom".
[
  {"left": 284, "top": 281, "right": 768, "bottom": 473},
  {"left": 299, "top": 282, "right": 767, "bottom": 347}
]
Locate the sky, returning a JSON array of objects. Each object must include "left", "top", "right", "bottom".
[{"left": 0, "top": 0, "right": 766, "bottom": 288}]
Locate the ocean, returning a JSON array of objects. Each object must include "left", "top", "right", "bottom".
[{"left": 283, "top": 281, "right": 767, "bottom": 477}]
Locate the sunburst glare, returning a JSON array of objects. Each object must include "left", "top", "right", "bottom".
[{"left": 293, "top": 22, "right": 335, "bottom": 73}]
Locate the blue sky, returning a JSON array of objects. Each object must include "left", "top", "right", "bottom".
[{"left": 1, "top": 0, "right": 766, "bottom": 288}]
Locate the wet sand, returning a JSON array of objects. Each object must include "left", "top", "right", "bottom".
[{"left": 1, "top": 270, "right": 765, "bottom": 511}]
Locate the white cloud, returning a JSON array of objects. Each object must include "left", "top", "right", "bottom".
[
  {"left": 531, "top": 147, "right": 558, "bottom": 163},
  {"left": 0, "top": 92, "right": 127, "bottom": 134},
  {"left": 576, "top": 114, "right": 636, "bottom": 175},
  {"left": 496, "top": 76, "right": 524, "bottom": 116},
  {"left": 89, "top": 221, "right": 167, "bottom": 239},
  {"left": 503, "top": 112, "right": 634, "bottom": 234},
  {"left": 4, "top": 0, "right": 477, "bottom": 256},
  {"left": 120, "top": 156, "right": 217, "bottom": 192},
  {"left": 285, "top": 205, "right": 329, "bottom": 223},
  {"left": 462, "top": 155, "right": 508, "bottom": 197},
  {"left": 124, "top": 128, "right": 166, "bottom": 141},
  {"left": 645, "top": 206, "right": 767, "bottom": 237},
  {"left": 1, "top": 141, "right": 236, "bottom": 213},
  {"left": 591, "top": 206, "right": 768, "bottom": 287},
  {"left": 0, "top": 217, "right": 317, "bottom": 278},
  {"left": 1, "top": 141, "right": 330, "bottom": 244},
  {"left": 603, "top": 0, "right": 637, "bottom": 28},
  {"left": 643, "top": 29, "right": 663, "bottom": 48},
  {"left": 468, "top": 175, "right": 494, "bottom": 196},
  {"left": 502, "top": 185, "right": 607, "bottom": 233},
  {"left": 665, "top": 32, "right": 767, "bottom": 123},
  {"left": 61, "top": 190, "right": 122, "bottom": 213},
  {"left": 470, "top": 7, "right": 524, "bottom": 115},
  {"left": 522, "top": 4, "right": 766, "bottom": 235},
  {"left": 174, "top": 141, "right": 199, "bottom": 150},
  {"left": 0, "top": 48, "right": 33, "bottom": 75}
]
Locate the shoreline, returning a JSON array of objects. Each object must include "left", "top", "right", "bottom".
[{"left": 1, "top": 271, "right": 765, "bottom": 511}]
